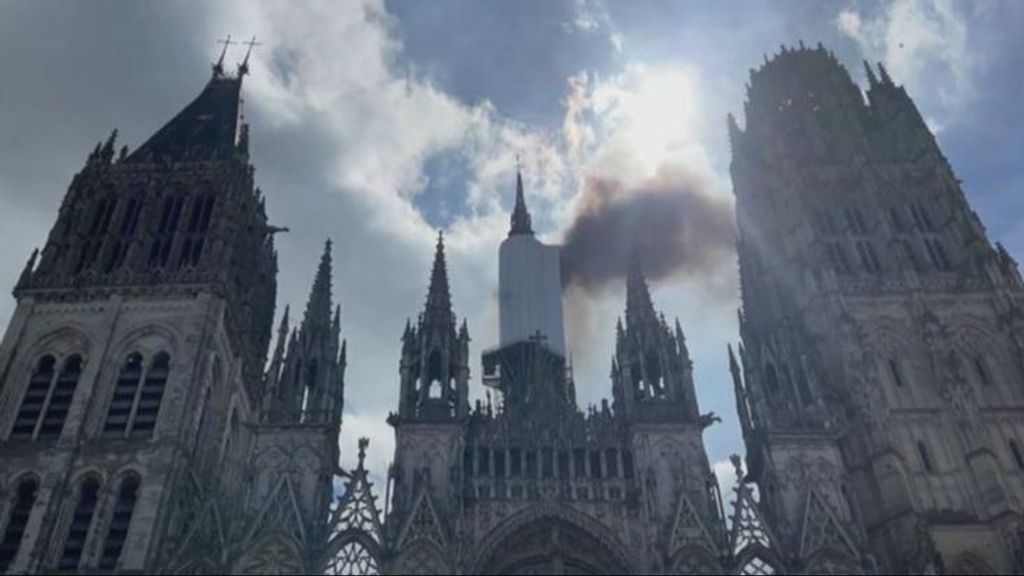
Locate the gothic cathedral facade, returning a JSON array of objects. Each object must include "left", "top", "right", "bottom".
[{"left": 1, "top": 42, "right": 1023, "bottom": 576}]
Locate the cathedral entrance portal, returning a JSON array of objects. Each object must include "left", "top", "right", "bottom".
[{"left": 478, "top": 515, "right": 630, "bottom": 575}]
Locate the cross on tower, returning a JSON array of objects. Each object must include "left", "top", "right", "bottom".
[
  {"left": 529, "top": 330, "right": 548, "bottom": 344},
  {"left": 213, "top": 35, "right": 236, "bottom": 76},
  {"left": 238, "top": 36, "right": 263, "bottom": 76}
]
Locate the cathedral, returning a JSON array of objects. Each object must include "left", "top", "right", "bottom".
[{"left": 0, "top": 40, "right": 1022, "bottom": 575}]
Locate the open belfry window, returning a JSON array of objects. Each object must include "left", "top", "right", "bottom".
[
  {"left": 58, "top": 476, "right": 101, "bottom": 571},
  {"left": 98, "top": 474, "right": 141, "bottom": 569},
  {"left": 0, "top": 477, "right": 39, "bottom": 572},
  {"left": 9, "top": 354, "right": 84, "bottom": 441},
  {"left": 104, "top": 352, "right": 170, "bottom": 438}
]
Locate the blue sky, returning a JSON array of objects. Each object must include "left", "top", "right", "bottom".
[{"left": 1, "top": 0, "right": 1023, "bottom": 492}]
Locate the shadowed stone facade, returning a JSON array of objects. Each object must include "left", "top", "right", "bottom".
[{"left": 729, "top": 44, "right": 1024, "bottom": 574}]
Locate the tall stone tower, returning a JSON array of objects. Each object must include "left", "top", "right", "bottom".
[
  {"left": 729, "top": 44, "right": 1024, "bottom": 574},
  {"left": 0, "top": 55, "right": 347, "bottom": 574},
  {"left": 383, "top": 175, "right": 730, "bottom": 574}
]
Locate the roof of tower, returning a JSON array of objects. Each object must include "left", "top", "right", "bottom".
[
  {"left": 302, "top": 239, "right": 334, "bottom": 331},
  {"left": 125, "top": 72, "right": 243, "bottom": 164},
  {"left": 745, "top": 42, "right": 859, "bottom": 105},
  {"left": 509, "top": 168, "right": 534, "bottom": 237},
  {"left": 424, "top": 231, "right": 453, "bottom": 322}
]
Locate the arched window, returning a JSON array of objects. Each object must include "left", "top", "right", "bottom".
[
  {"left": 58, "top": 476, "right": 100, "bottom": 571},
  {"left": 0, "top": 477, "right": 38, "bottom": 572},
  {"left": 425, "top": 350, "right": 443, "bottom": 399},
  {"left": 76, "top": 196, "right": 117, "bottom": 273},
  {"left": 10, "top": 355, "right": 56, "bottom": 439},
  {"left": 132, "top": 353, "right": 169, "bottom": 437},
  {"left": 917, "top": 441, "right": 935, "bottom": 474},
  {"left": 1010, "top": 440, "right": 1024, "bottom": 471},
  {"left": 644, "top": 348, "right": 663, "bottom": 395},
  {"left": 38, "top": 355, "right": 83, "bottom": 439},
  {"left": 178, "top": 193, "right": 215, "bottom": 269},
  {"left": 147, "top": 194, "right": 186, "bottom": 269},
  {"left": 104, "top": 352, "right": 170, "bottom": 438},
  {"left": 105, "top": 196, "right": 142, "bottom": 272},
  {"left": 98, "top": 475, "right": 140, "bottom": 569},
  {"left": 10, "top": 354, "right": 83, "bottom": 441}
]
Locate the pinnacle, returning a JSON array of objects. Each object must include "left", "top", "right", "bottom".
[
  {"left": 424, "top": 230, "right": 453, "bottom": 321},
  {"left": 509, "top": 167, "right": 534, "bottom": 236},
  {"left": 302, "top": 239, "right": 334, "bottom": 331},
  {"left": 625, "top": 251, "right": 656, "bottom": 325}
]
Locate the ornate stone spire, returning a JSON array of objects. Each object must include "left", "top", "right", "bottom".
[
  {"left": 509, "top": 167, "right": 534, "bottom": 237},
  {"left": 625, "top": 252, "right": 656, "bottom": 327},
  {"left": 303, "top": 240, "right": 334, "bottom": 333},
  {"left": 423, "top": 231, "right": 453, "bottom": 324}
]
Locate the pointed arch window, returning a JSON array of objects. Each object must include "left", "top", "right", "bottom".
[
  {"left": 147, "top": 193, "right": 186, "bottom": 269},
  {"left": 0, "top": 477, "right": 38, "bottom": 573},
  {"left": 105, "top": 196, "right": 142, "bottom": 272},
  {"left": 58, "top": 476, "right": 100, "bottom": 571},
  {"left": 924, "top": 237, "right": 951, "bottom": 270},
  {"left": 917, "top": 441, "right": 935, "bottom": 474},
  {"left": 76, "top": 195, "right": 117, "bottom": 273},
  {"left": 98, "top": 474, "right": 140, "bottom": 569},
  {"left": 1010, "top": 440, "right": 1024, "bottom": 471},
  {"left": 177, "top": 193, "right": 215, "bottom": 269},
  {"left": 10, "top": 354, "right": 83, "bottom": 441},
  {"left": 104, "top": 352, "right": 170, "bottom": 438}
]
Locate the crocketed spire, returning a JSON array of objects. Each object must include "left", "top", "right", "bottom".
[{"left": 509, "top": 168, "right": 534, "bottom": 236}]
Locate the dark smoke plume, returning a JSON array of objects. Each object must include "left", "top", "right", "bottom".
[{"left": 560, "top": 165, "right": 735, "bottom": 293}]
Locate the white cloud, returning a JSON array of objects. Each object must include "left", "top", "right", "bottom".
[{"left": 836, "top": 0, "right": 975, "bottom": 110}]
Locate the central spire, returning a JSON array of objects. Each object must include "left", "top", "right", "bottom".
[
  {"left": 509, "top": 166, "right": 534, "bottom": 237},
  {"left": 625, "top": 251, "right": 656, "bottom": 326}
]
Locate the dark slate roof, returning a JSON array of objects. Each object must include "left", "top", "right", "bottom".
[{"left": 126, "top": 74, "right": 242, "bottom": 164}]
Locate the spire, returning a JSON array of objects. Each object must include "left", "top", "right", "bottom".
[
  {"left": 877, "top": 61, "right": 893, "bottom": 85},
  {"left": 238, "top": 36, "right": 262, "bottom": 77},
  {"left": 625, "top": 251, "right": 656, "bottom": 326},
  {"left": 302, "top": 240, "right": 334, "bottom": 331},
  {"left": 213, "top": 35, "right": 235, "bottom": 77},
  {"left": 126, "top": 67, "right": 243, "bottom": 164},
  {"left": 509, "top": 165, "right": 534, "bottom": 236},
  {"left": 863, "top": 60, "right": 878, "bottom": 88},
  {"left": 423, "top": 231, "right": 453, "bottom": 321}
]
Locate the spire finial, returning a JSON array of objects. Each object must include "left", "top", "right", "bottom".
[
  {"left": 238, "top": 36, "right": 262, "bottom": 77},
  {"left": 625, "top": 247, "right": 655, "bottom": 322},
  {"left": 357, "top": 437, "right": 369, "bottom": 470},
  {"left": 509, "top": 160, "right": 534, "bottom": 236},
  {"left": 213, "top": 35, "right": 235, "bottom": 77}
]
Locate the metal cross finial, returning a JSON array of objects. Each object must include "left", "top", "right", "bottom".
[
  {"left": 213, "top": 35, "right": 235, "bottom": 76},
  {"left": 529, "top": 330, "right": 548, "bottom": 343},
  {"left": 238, "top": 36, "right": 263, "bottom": 76}
]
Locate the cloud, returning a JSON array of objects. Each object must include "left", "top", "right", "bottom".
[{"left": 836, "top": 0, "right": 975, "bottom": 110}]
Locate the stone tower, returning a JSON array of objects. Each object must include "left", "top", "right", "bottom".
[
  {"left": 729, "top": 44, "right": 1024, "bottom": 574},
  {"left": 0, "top": 55, "right": 347, "bottom": 574},
  {"left": 382, "top": 177, "right": 731, "bottom": 574}
]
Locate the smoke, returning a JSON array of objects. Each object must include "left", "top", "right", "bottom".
[{"left": 560, "top": 164, "right": 735, "bottom": 294}]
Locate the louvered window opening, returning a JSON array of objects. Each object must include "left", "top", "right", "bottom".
[{"left": 10, "top": 355, "right": 83, "bottom": 441}]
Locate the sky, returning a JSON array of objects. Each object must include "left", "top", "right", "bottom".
[{"left": 1, "top": 0, "right": 1023, "bottom": 501}]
